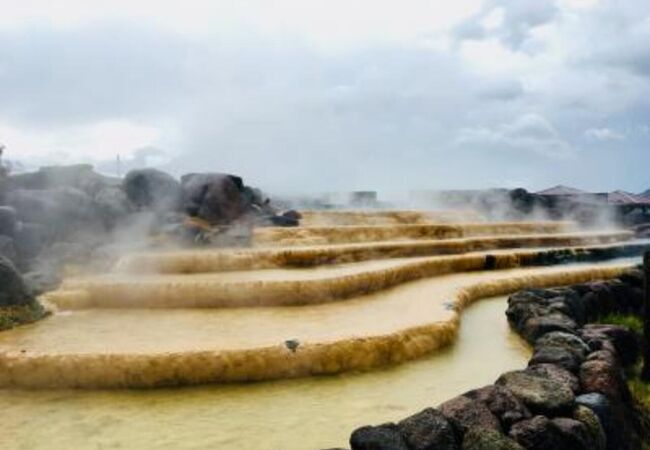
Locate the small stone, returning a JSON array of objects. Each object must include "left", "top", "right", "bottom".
[{"left": 350, "top": 424, "right": 409, "bottom": 450}]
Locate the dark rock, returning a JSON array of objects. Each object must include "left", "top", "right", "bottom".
[
  {"left": 94, "top": 185, "right": 132, "bottom": 228},
  {"left": 461, "top": 427, "right": 524, "bottom": 450},
  {"left": 551, "top": 418, "right": 593, "bottom": 450},
  {"left": 535, "top": 332, "right": 590, "bottom": 359},
  {"left": 579, "top": 358, "right": 629, "bottom": 401},
  {"left": 123, "top": 169, "right": 181, "bottom": 212},
  {"left": 8, "top": 164, "right": 119, "bottom": 196},
  {"left": 0, "top": 206, "right": 17, "bottom": 236},
  {"left": 13, "top": 222, "right": 49, "bottom": 265},
  {"left": 496, "top": 370, "right": 575, "bottom": 415},
  {"left": 0, "top": 255, "right": 32, "bottom": 306},
  {"left": 526, "top": 364, "right": 580, "bottom": 393},
  {"left": 398, "top": 408, "right": 458, "bottom": 450},
  {"left": 528, "top": 345, "right": 582, "bottom": 373},
  {"left": 508, "top": 416, "right": 565, "bottom": 450},
  {"left": 350, "top": 424, "right": 409, "bottom": 450},
  {"left": 464, "top": 385, "right": 531, "bottom": 430},
  {"left": 282, "top": 210, "right": 302, "bottom": 221},
  {"left": 0, "top": 235, "right": 17, "bottom": 262},
  {"left": 520, "top": 314, "right": 578, "bottom": 343},
  {"left": 181, "top": 173, "right": 248, "bottom": 224},
  {"left": 572, "top": 405, "right": 606, "bottom": 450},
  {"left": 575, "top": 394, "right": 621, "bottom": 450},
  {"left": 439, "top": 396, "right": 502, "bottom": 435},
  {"left": 580, "top": 324, "right": 640, "bottom": 367}
]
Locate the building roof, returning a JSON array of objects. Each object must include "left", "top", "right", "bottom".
[{"left": 536, "top": 185, "right": 590, "bottom": 196}]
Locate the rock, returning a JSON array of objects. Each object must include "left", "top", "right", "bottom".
[
  {"left": 0, "top": 235, "right": 17, "bottom": 262},
  {"left": 551, "top": 418, "right": 593, "bottom": 450},
  {"left": 181, "top": 173, "right": 248, "bottom": 224},
  {"left": 94, "top": 185, "right": 133, "bottom": 228},
  {"left": 528, "top": 345, "right": 582, "bottom": 373},
  {"left": 0, "top": 206, "right": 17, "bottom": 236},
  {"left": 572, "top": 405, "right": 606, "bottom": 450},
  {"left": 461, "top": 427, "right": 524, "bottom": 450},
  {"left": 526, "top": 364, "right": 580, "bottom": 393},
  {"left": 580, "top": 324, "right": 640, "bottom": 367},
  {"left": 439, "top": 396, "right": 502, "bottom": 435},
  {"left": 282, "top": 210, "right": 302, "bottom": 221},
  {"left": 535, "top": 332, "right": 590, "bottom": 359},
  {"left": 270, "top": 215, "right": 300, "bottom": 227},
  {"left": 496, "top": 370, "right": 575, "bottom": 415},
  {"left": 508, "top": 416, "right": 565, "bottom": 450},
  {"left": 520, "top": 314, "right": 578, "bottom": 343},
  {"left": 575, "top": 394, "right": 621, "bottom": 450},
  {"left": 22, "top": 269, "right": 61, "bottom": 295},
  {"left": 350, "top": 424, "right": 409, "bottom": 450},
  {"left": 398, "top": 408, "right": 458, "bottom": 450},
  {"left": 13, "top": 222, "right": 49, "bottom": 267},
  {"left": 8, "top": 164, "right": 119, "bottom": 196},
  {"left": 123, "top": 169, "right": 181, "bottom": 212},
  {"left": 0, "top": 255, "right": 32, "bottom": 306},
  {"left": 579, "top": 358, "right": 629, "bottom": 401},
  {"left": 464, "top": 385, "right": 531, "bottom": 430}
]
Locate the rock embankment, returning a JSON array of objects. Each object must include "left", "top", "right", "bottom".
[{"left": 344, "top": 267, "right": 648, "bottom": 450}]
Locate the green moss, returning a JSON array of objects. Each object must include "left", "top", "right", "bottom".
[
  {"left": 0, "top": 301, "right": 49, "bottom": 331},
  {"left": 598, "top": 313, "right": 644, "bottom": 334}
]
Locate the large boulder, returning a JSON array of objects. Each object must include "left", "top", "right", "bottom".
[
  {"left": 580, "top": 324, "right": 640, "bottom": 367},
  {"left": 495, "top": 370, "right": 575, "bottom": 415},
  {"left": 526, "top": 364, "right": 580, "bottom": 393},
  {"left": 350, "top": 424, "right": 409, "bottom": 450},
  {"left": 8, "top": 164, "right": 119, "bottom": 197},
  {"left": 579, "top": 358, "right": 629, "bottom": 401},
  {"left": 439, "top": 396, "right": 502, "bottom": 434},
  {"left": 123, "top": 169, "right": 181, "bottom": 213},
  {"left": 508, "top": 416, "right": 567, "bottom": 450},
  {"left": 463, "top": 385, "right": 531, "bottom": 430},
  {"left": 181, "top": 173, "right": 249, "bottom": 224},
  {"left": 461, "top": 428, "right": 525, "bottom": 450},
  {"left": 0, "top": 255, "right": 32, "bottom": 306},
  {"left": 398, "top": 408, "right": 458, "bottom": 450},
  {"left": 528, "top": 345, "right": 583, "bottom": 373},
  {"left": 0, "top": 206, "right": 17, "bottom": 236}
]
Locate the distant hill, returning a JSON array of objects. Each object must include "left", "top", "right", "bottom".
[{"left": 640, "top": 189, "right": 650, "bottom": 198}]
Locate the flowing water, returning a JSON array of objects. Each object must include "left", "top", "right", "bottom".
[{"left": 2, "top": 296, "right": 528, "bottom": 450}]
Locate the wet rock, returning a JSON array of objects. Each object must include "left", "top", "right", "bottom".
[
  {"left": 579, "top": 358, "right": 629, "bottom": 401},
  {"left": 350, "top": 424, "right": 409, "bottom": 450},
  {"left": 528, "top": 345, "right": 582, "bottom": 373},
  {"left": 520, "top": 314, "right": 578, "bottom": 343},
  {"left": 526, "top": 364, "right": 580, "bottom": 393},
  {"left": 464, "top": 385, "right": 531, "bottom": 430},
  {"left": 508, "top": 416, "right": 565, "bottom": 450},
  {"left": 551, "top": 418, "right": 593, "bottom": 450},
  {"left": 535, "top": 332, "right": 590, "bottom": 359},
  {"left": 0, "top": 206, "right": 17, "bottom": 236},
  {"left": 123, "top": 169, "right": 181, "bottom": 212},
  {"left": 496, "top": 370, "right": 575, "bottom": 415},
  {"left": 461, "top": 427, "right": 524, "bottom": 450},
  {"left": 181, "top": 173, "right": 248, "bottom": 224},
  {"left": 439, "top": 396, "right": 502, "bottom": 434},
  {"left": 398, "top": 408, "right": 458, "bottom": 450},
  {"left": 0, "top": 255, "right": 32, "bottom": 306},
  {"left": 572, "top": 405, "right": 606, "bottom": 450},
  {"left": 575, "top": 393, "right": 621, "bottom": 450},
  {"left": 580, "top": 324, "right": 640, "bottom": 367}
]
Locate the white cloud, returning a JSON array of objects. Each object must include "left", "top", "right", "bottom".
[
  {"left": 584, "top": 127, "right": 625, "bottom": 141},
  {"left": 456, "top": 113, "right": 575, "bottom": 159}
]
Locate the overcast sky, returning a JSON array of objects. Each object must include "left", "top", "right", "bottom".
[{"left": 1, "top": 0, "right": 649, "bottom": 194}]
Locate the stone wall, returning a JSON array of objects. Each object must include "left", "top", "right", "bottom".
[{"left": 342, "top": 267, "right": 648, "bottom": 450}]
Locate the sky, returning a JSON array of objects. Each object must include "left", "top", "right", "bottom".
[{"left": 0, "top": 0, "right": 649, "bottom": 194}]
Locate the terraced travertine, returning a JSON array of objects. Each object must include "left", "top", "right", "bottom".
[
  {"left": 47, "top": 241, "right": 640, "bottom": 309},
  {"left": 253, "top": 221, "right": 575, "bottom": 246},
  {"left": 298, "top": 209, "right": 483, "bottom": 226},
  {"left": 0, "top": 262, "right": 632, "bottom": 388},
  {"left": 116, "top": 230, "right": 632, "bottom": 274}
]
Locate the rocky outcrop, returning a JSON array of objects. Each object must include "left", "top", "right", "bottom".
[{"left": 345, "top": 268, "right": 649, "bottom": 450}]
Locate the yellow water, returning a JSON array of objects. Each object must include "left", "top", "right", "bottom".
[
  {"left": 0, "top": 296, "right": 529, "bottom": 450},
  {"left": 0, "top": 261, "right": 631, "bottom": 389}
]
